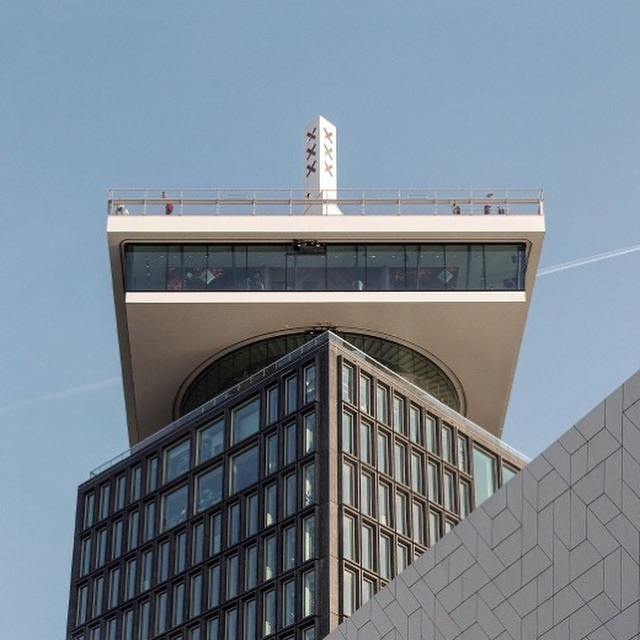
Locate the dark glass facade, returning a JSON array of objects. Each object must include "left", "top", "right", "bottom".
[
  {"left": 124, "top": 243, "right": 526, "bottom": 292},
  {"left": 67, "top": 333, "right": 525, "bottom": 640}
]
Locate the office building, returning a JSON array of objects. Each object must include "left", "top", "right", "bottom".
[{"left": 67, "top": 117, "right": 549, "bottom": 640}]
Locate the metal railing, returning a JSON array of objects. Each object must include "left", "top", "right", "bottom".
[{"left": 108, "top": 188, "right": 544, "bottom": 217}]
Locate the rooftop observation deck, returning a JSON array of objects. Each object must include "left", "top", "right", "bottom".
[
  {"left": 107, "top": 187, "right": 545, "bottom": 445},
  {"left": 108, "top": 188, "right": 544, "bottom": 217}
]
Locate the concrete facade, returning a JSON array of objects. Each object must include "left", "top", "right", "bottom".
[{"left": 326, "top": 370, "right": 640, "bottom": 640}]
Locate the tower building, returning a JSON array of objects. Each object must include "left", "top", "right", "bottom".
[{"left": 67, "top": 118, "right": 545, "bottom": 640}]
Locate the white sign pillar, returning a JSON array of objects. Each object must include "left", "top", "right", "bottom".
[{"left": 303, "top": 116, "right": 342, "bottom": 215}]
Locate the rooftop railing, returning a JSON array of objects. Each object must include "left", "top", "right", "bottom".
[{"left": 108, "top": 188, "right": 544, "bottom": 217}]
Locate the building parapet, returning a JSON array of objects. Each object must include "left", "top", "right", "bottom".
[{"left": 108, "top": 188, "right": 544, "bottom": 217}]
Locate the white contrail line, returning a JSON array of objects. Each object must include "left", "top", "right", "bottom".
[
  {"left": 0, "top": 376, "right": 120, "bottom": 414},
  {"left": 537, "top": 243, "right": 640, "bottom": 277}
]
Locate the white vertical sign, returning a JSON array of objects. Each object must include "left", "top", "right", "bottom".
[{"left": 303, "top": 116, "right": 341, "bottom": 215}]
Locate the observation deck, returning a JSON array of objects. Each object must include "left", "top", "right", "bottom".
[{"left": 107, "top": 188, "right": 545, "bottom": 445}]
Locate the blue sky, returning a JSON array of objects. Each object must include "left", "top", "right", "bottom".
[{"left": 1, "top": 2, "right": 639, "bottom": 637}]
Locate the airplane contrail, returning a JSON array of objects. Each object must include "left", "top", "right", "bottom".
[
  {"left": 0, "top": 376, "right": 120, "bottom": 414},
  {"left": 537, "top": 243, "right": 640, "bottom": 277}
]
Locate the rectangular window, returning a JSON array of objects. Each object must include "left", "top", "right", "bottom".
[
  {"left": 87, "top": 535, "right": 105, "bottom": 577},
  {"left": 246, "top": 493, "right": 259, "bottom": 537},
  {"left": 155, "top": 591, "right": 167, "bottom": 635},
  {"left": 425, "top": 416, "right": 437, "bottom": 454},
  {"left": 412, "top": 501, "right": 425, "bottom": 545},
  {"left": 99, "top": 484, "right": 111, "bottom": 520},
  {"left": 378, "top": 481, "right": 390, "bottom": 526},
  {"left": 245, "top": 544, "right": 257, "bottom": 590},
  {"left": 173, "top": 582, "right": 185, "bottom": 627},
  {"left": 284, "top": 473, "right": 296, "bottom": 516},
  {"left": 362, "top": 577, "right": 374, "bottom": 605},
  {"left": 343, "top": 569, "right": 356, "bottom": 616},
  {"left": 459, "top": 480, "right": 471, "bottom": 518},
  {"left": 192, "top": 521, "right": 205, "bottom": 564},
  {"left": 197, "top": 418, "right": 224, "bottom": 464},
  {"left": 303, "top": 569, "right": 315, "bottom": 617},
  {"left": 361, "top": 472, "right": 373, "bottom": 516},
  {"left": 208, "top": 564, "right": 220, "bottom": 608},
  {"left": 96, "top": 528, "right": 107, "bottom": 568},
  {"left": 377, "top": 432, "right": 390, "bottom": 474},
  {"left": 106, "top": 618, "right": 117, "bottom": 640},
  {"left": 146, "top": 457, "right": 158, "bottom": 493},
  {"left": 409, "top": 405, "right": 421, "bottom": 444},
  {"left": 141, "top": 549, "right": 153, "bottom": 591},
  {"left": 395, "top": 491, "right": 408, "bottom": 536},
  {"left": 162, "top": 485, "right": 188, "bottom": 531},
  {"left": 124, "top": 558, "right": 136, "bottom": 601},
  {"left": 284, "top": 422, "right": 297, "bottom": 465},
  {"left": 359, "top": 374, "right": 372, "bottom": 414},
  {"left": 503, "top": 463, "right": 518, "bottom": 485},
  {"left": 108, "top": 567, "right": 120, "bottom": 609},
  {"left": 175, "top": 530, "right": 187, "bottom": 573},
  {"left": 411, "top": 451, "right": 424, "bottom": 494},
  {"left": 243, "top": 598, "right": 257, "bottom": 640},
  {"left": 190, "top": 573, "right": 203, "bottom": 618},
  {"left": 143, "top": 502, "right": 155, "bottom": 542},
  {"left": 304, "top": 364, "right": 316, "bottom": 403},
  {"left": 342, "top": 363, "right": 354, "bottom": 404},
  {"left": 360, "top": 420, "right": 372, "bottom": 464},
  {"left": 397, "top": 543, "right": 409, "bottom": 574},
  {"left": 303, "top": 412, "right": 315, "bottom": 454},
  {"left": 159, "top": 541, "right": 170, "bottom": 582},
  {"left": 127, "top": 511, "right": 139, "bottom": 551},
  {"left": 265, "top": 432, "right": 278, "bottom": 475},
  {"left": 283, "top": 579, "right": 296, "bottom": 627},
  {"left": 342, "top": 461, "right": 355, "bottom": 506},
  {"left": 302, "top": 515, "right": 315, "bottom": 561},
  {"left": 231, "top": 397, "right": 261, "bottom": 445},
  {"left": 393, "top": 396, "right": 405, "bottom": 434},
  {"left": 206, "top": 617, "right": 219, "bottom": 640},
  {"left": 443, "top": 471, "right": 455, "bottom": 513},
  {"left": 123, "top": 609, "right": 134, "bottom": 640},
  {"left": 230, "top": 446, "right": 259, "bottom": 494},
  {"left": 394, "top": 442, "right": 407, "bottom": 484},
  {"left": 376, "top": 384, "right": 389, "bottom": 423},
  {"left": 427, "top": 461, "right": 440, "bottom": 504},
  {"left": 379, "top": 533, "right": 392, "bottom": 579},
  {"left": 302, "top": 462, "right": 315, "bottom": 507},
  {"left": 473, "top": 446, "right": 498, "bottom": 507},
  {"left": 428, "top": 510, "right": 441, "bottom": 546},
  {"left": 139, "top": 600, "right": 150, "bottom": 640},
  {"left": 267, "top": 385, "right": 279, "bottom": 425},
  {"left": 84, "top": 492, "right": 95, "bottom": 529},
  {"left": 283, "top": 524, "right": 296, "bottom": 571},
  {"left": 111, "top": 520, "right": 123, "bottom": 560},
  {"left": 285, "top": 375, "right": 298, "bottom": 414},
  {"left": 164, "top": 439, "right": 191, "bottom": 483},
  {"left": 342, "top": 411, "right": 355, "bottom": 454},
  {"left": 115, "top": 475, "right": 127, "bottom": 511},
  {"left": 265, "top": 483, "right": 277, "bottom": 526},
  {"left": 361, "top": 524, "right": 374, "bottom": 570},
  {"left": 76, "top": 584, "right": 88, "bottom": 625},
  {"left": 226, "top": 554, "right": 238, "bottom": 599},
  {"left": 92, "top": 576, "right": 104, "bottom": 617},
  {"left": 228, "top": 502, "right": 240, "bottom": 546},
  {"left": 263, "top": 589, "right": 276, "bottom": 637},
  {"left": 343, "top": 514, "right": 355, "bottom": 561},
  {"left": 264, "top": 534, "right": 276, "bottom": 581},
  {"left": 131, "top": 465, "right": 142, "bottom": 502},
  {"left": 457, "top": 435, "right": 468, "bottom": 473},
  {"left": 210, "top": 512, "right": 222, "bottom": 555},
  {"left": 441, "top": 424, "right": 453, "bottom": 464}
]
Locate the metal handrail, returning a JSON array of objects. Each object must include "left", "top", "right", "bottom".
[{"left": 108, "top": 188, "right": 544, "bottom": 217}]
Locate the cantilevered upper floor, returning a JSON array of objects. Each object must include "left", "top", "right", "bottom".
[{"left": 107, "top": 186, "right": 544, "bottom": 445}]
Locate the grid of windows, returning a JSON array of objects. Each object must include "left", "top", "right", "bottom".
[
  {"left": 70, "top": 359, "right": 320, "bottom": 640},
  {"left": 338, "top": 356, "right": 525, "bottom": 617}
]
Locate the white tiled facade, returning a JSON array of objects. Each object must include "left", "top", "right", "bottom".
[{"left": 326, "top": 370, "right": 640, "bottom": 639}]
